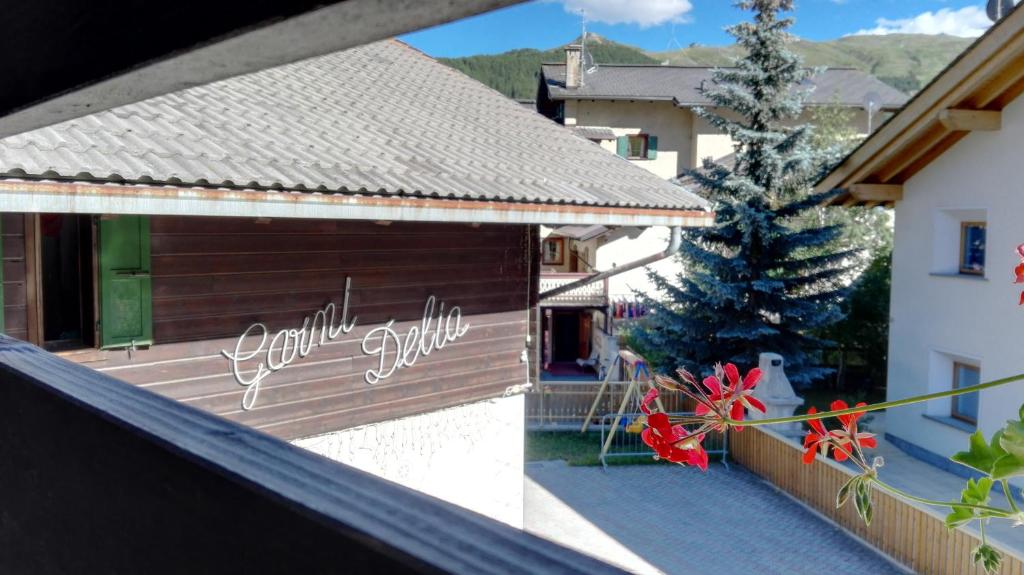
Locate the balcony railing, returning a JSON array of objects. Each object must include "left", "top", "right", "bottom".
[
  {"left": 0, "top": 336, "right": 626, "bottom": 575},
  {"left": 539, "top": 272, "right": 608, "bottom": 307}
]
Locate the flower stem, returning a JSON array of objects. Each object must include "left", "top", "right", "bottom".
[
  {"left": 1001, "top": 479, "right": 1021, "bottom": 514},
  {"left": 723, "top": 372, "right": 1024, "bottom": 427},
  {"left": 870, "top": 478, "right": 1013, "bottom": 517}
]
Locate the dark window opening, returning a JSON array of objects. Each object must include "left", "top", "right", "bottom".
[
  {"left": 952, "top": 362, "right": 979, "bottom": 425},
  {"left": 627, "top": 134, "right": 648, "bottom": 159},
  {"left": 41, "top": 214, "right": 95, "bottom": 350},
  {"left": 959, "top": 221, "right": 985, "bottom": 275}
]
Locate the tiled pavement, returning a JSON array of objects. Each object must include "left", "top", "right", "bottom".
[{"left": 525, "top": 461, "right": 908, "bottom": 575}]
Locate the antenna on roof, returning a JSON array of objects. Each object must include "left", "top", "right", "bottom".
[
  {"left": 665, "top": 23, "right": 684, "bottom": 52},
  {"left": 579, "top": 11, "right": 598, "bottom": 80},
  {"left": 862, "top": 91, "right": 881, "bottom": 133},
  {"left": 987, "top": 0, "right": 1015, "bottom": 22}
]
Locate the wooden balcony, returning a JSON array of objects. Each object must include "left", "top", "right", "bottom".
[
  {"left": 539, "top": 273, "right": 608, "bottom": 307},
  {"left": 0, "top": 336, "right": 626, "bottom": 575}
]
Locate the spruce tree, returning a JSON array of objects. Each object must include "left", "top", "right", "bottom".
[{"left": 633, "top": 0, "right": 855, "bottom": 385}]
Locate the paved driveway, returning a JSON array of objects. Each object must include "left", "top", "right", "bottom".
[{"left": 525, "top": 461, "right": 907, "bottom": 575}]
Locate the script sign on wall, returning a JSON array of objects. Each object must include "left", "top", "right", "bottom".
[{"left": 221, "top": 278, "right": 470, "bottom": 410}]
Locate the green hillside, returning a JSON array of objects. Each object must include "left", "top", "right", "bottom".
[
  {"left": 650, "top": 34, "right": 973, "bottom": 94},
  {"left": 440, "top": 35, "right": 658, "bottom": 100},
  {"left": 440, "top": 33, "right": 972, "bottom": 99}
]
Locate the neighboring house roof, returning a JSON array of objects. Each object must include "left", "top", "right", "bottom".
[
  {"left": 571, "top": 126, "right": 617, "bottom": 140},
  {"left": 0, "top": 40, "right": 710, "bottom": 227},
  {"left": 540, "top": 64, "right": 907, "bottom": 110},
  {"left": 815, "top": 6, "right": 1024, "bottom": 207},
  {"left": 675, "top": 153, "right": 736, "bottom": 191}
]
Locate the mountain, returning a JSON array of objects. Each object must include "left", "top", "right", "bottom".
[
  {"left": 649, "top": 34, "right": 973, "bottom": 95},
  {"left": 439, "top": 35, "right": 658, "bottom": 101},
  {"left": 439, "top": 33, "right": 972, "bottom": 100}
]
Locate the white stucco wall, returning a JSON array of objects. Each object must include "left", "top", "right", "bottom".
[
  {"left": 886, "top": 93, "right": 1024, "bottom": 466},
  {"left": 293, "top": 394, "right": 525, "bottom": 528},
  {"left": 565, "top": 100, "right": 693, "bottom": 179},
  {"left": 691, "top": 108, "right": 873, "bottom": 165},
  {"left": 597, "top": 226, "right": 678, "bottom": 298}
]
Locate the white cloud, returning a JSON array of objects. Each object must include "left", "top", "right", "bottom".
[
  {"left": 558, "top": 0, "right": 693, "bottom": 27},
  {"left": 850, "top": 6, "right": 992, "bottom": 38}
]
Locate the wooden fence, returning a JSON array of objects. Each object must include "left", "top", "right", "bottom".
[{"left": 729, "top": 426, "right": 1024, "bottom": 575}]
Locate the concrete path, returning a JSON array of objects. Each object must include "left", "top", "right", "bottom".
[{"left": 525, "top": 461, "right": 907, "bottom": 575}]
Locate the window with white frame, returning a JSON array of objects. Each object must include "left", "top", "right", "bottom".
[{"left": 932, "top": 208, "right": 987, "bottom": 276}]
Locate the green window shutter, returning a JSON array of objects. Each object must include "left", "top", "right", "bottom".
[
  {"left": 647, "top": 136, "right": 658, "bottom": 160},
  {"left": 616, "top": 136, "right": 629, "bottom": 158},
  {"left": 99, "top": 216, "right": 152, "bottom": 348}
]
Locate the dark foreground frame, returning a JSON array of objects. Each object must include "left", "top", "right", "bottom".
[{"left": 0, "top": 335, "right": 623, "bottom": 574}]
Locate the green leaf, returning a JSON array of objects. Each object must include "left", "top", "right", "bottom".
[
  {"left": 836, "top": 476, "right": 859, "bottom": 509},
  {"left": 973, "top": 543, "right": 1002, "bottom": 575},
  {"left": 963, "top": 477, "right": 994, "bottom": 506},
  {"left": 952, "top": 431, "right": 1001, "bottom": 474},
  {"left": 1000, "top": 419, "right": 1024, "bottom": 460},
  {"left": 991, "top": 453, "right": 1024, "bottom": 480},
  {"left": 945, "top": 506, "right": 974, "bottom": 528},
  {"left": 946, "top": 478, "right": 995, "bottom": 528}
]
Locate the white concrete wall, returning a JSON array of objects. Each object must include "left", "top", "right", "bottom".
[
  {"left": 597, "top": 226, "right": 678, "bottom": 298},
  {"left": 886, "top": 93, "right": 1024, "bottom": 465},
  {"left": 564, "top": 100, "right": 693, "bottom": 180},
  {"left": 691, "top": 108, "right": 873, "bottom": 166},
  {"left": 293, "top": 395, "right": 525, "bottom": 528}
]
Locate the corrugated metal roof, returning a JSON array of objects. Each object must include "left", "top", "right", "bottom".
[
  {"left": 0, "top": 41, "right": 708, "bottom": 212},
  {"left": 542, "top": 64, "right": 908, "bottom": 110}
]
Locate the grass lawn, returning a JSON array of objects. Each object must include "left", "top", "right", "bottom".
[{"left": 526, "top": 431, "right": 607, "bottom": 466}]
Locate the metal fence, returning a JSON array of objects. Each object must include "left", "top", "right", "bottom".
[
  {"left": 527, "top": 381, "right": 696, "bottom": 430},
  {"left": 598, "top": 412, "right": 728, "bottom": 469}
]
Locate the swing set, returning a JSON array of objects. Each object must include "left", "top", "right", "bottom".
[{"left": 581, "top": 349, "right": 728, "bottom": 467}]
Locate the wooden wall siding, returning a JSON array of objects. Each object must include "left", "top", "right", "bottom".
[
  {"left": 73, "top": 217, "right": 532, "bottom": 440},
  {"left": 1, "top": 214, "right": 27, "bottom": 341},
  {"left": 730, "top": 427, "right": 1024, "bottom": 575}
]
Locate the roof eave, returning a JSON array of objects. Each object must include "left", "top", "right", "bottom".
[
  {"left": 0, "top": 179, "right": 714, "bottom": 228},
  {"left": 818, "top": 6, "right": 1024, "bottom": 207}
]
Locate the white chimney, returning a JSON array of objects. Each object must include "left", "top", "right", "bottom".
[
  {"left": 564, "top": 44, "right": 582, "bottom": 89},
  {"left": 748, "top": 353, "right": 805, "bottom": 436}
]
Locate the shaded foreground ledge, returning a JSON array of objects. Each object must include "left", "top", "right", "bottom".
[{"left": 0, "top": 336, "right": 624, "bottom": 574}]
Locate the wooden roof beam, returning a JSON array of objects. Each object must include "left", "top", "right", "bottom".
[
  {"left": 849, "top": 183, "right": 903, "bottom": 203},
  {"left": 938, "top": 109, "right": 1002, "bottom": 132}
]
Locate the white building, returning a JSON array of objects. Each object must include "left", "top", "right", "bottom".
[{"left": 815, "top": 8, "right": 1024, "bottom": 477}]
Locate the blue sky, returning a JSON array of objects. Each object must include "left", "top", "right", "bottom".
[{"left": 402, "top": 1, "right": 997, "bottom": 57}]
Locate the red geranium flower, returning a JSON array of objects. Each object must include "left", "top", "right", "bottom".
[
  {"left": 640, "top": 387, "right": 659, "bottom": 415},
  {"left": 694, "top": 363, "right": 766, "bottom": 430},
  {"left": 641, "top": 412, "right": 709, "bottom": 470},
  {"left": 828, "top": 400, "right": 876, "bottom": 462},
  {"left": 802, "top": 406, "right": 830, "bottom": 464},
  {"left": 1015, "top": 244, "right": 1024, "bottom": 305}
]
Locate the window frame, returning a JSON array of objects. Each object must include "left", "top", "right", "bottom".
[
  {"left": 626, "top": 134, "right": 649, "bottom": 160},
  {"left": 951, "top": 361, "right": 980, "bottom": 425},
  {"left": 958, "top": 220, "right": 986, "bottom": 276},
  {"left": 542, "top": 237, "right": 565, "bottom": 266}
]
